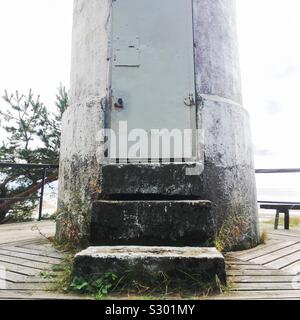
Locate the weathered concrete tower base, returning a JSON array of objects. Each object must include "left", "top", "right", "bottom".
[{"left": 57, "top": 0, "right": 258, "bottom": 285}]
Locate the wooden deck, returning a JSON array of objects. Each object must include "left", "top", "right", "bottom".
[
  {"left": 218, "top": 229, "right": 300, "bottom": 300},
  {"left": 0, "top": 221, "right": 82, "bottom": 300},
  {"left": 1, "top": 221, "right": 300, "bottom": 299}
]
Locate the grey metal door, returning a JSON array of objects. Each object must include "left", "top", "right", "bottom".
[{"left": 109, "top": 0, "right": 196, "bottom": 161}]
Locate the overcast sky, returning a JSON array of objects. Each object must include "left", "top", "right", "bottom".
[{"left": 0, "top": 0, "right": 300, "bottom": 201}]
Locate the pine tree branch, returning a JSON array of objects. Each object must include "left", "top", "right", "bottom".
[
  {"left": 0, "top": 175, "right": 20, "bottom": 190},
  {"left": 0, "top": 171, "right": 58, "bottom": 211}
]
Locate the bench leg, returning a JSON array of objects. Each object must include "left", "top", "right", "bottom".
[
  {"left": 284, "top": 209, "right": 290, "bottom": 230},
  {"left": 274, "top": 209, "right": 280, "bottom": 230}
]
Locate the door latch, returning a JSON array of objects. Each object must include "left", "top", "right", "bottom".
[
  {"left": 114, "top": 98, "right": 124, "bottom": 109},
  {"left": 184, "top": 93, "right": 196, "bottom": 107}
]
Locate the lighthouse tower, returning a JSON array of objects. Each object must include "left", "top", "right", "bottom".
[{"left": 57, "top": 0, "right": 259, "bottom": 263}]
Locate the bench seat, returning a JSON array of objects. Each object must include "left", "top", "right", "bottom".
[{"left": 260, "top": 202, "right": 300, "bottom": 230}]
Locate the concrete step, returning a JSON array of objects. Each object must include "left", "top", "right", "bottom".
[
  {"left": 91, "top": 200, "right": 214, "bottom": 246},
  {"left": 73, "top": 246, "right": 226, "bottom": 286},
  {"left": 102, "top": 163, "right": 203, "bottom": 197}
]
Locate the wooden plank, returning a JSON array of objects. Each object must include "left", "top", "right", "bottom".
[
  {"left": 0, "top": 270, "right": 33, "bottom": 283},
  {"left": 231, "top": 282, "right": 298, "bottom": 291},
  {"left": 267, "top": 235, "right": 291, "bottom": 241},
  {"left": 226, "top": 259, "right": 264, "bottom": 265},
  {"left": 265, "top": 251, "right": 300, "bottom": 270},
  {"left": 209, "top": 290, "right": 300, "bottom": 300},
  {"left": 0, "top": 221, "right": 55, "bottom": 246},
  {"left": 0, "top": 290, "right": 85, "bottom": 300},
  {"left": 282, "top": 260, "right": 300, "bottom": 274},
  {"left": 271, "top": 230, "right": 300, "bottom": 239},
  {"left": 268, "top": 234, "right": 300, "bottom": 241},
  {"left": 227, "top": 240, "right": 289, "bottom": 258},
  {"left": 230, "top": 275, "right": 296, "bottom": 283},
  {"left": 2, "top": 245, "right": 63, "bottom": 260},
  {"left": 20, "top": 243, "right": 55, "bottom": 251},
  {"left": 0, "top": 261, "right": 41, "bottom": 276},
  {"left": 249, "top": 243, "right": 300, "bottom": 265},
  {"left": 0, "top": 249, "right": 62, "bottom": 264},
  {"left": 0, "top": 254, "right": 52, "bottom": 270},
  {"left": 0, "top": 271, "right": 55, "bottom": 284},
  {"left": 232, "top": 241, "right": 299, "bottom": 261},
  {"left": 227, "top": 264, "right": 271, "bottom": 270},
  {"left": 4, "top": 282, "right": 53, "bottom": 291},
  {"left": 0, "top": 239, "right": 48, "bottom": 247},
  {"left": 227, "top": 241, "right": 281, "bottom": 258},
  {"left": 226, "top": 269, "right": 297, "bottom": 276}
]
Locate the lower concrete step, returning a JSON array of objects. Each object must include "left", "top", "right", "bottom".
[
  {"left": 73, "top": 246, "right": 226, "bottom": 286},
  {"left": 91, "top": 200, "right": 214, "bottom": 246}
]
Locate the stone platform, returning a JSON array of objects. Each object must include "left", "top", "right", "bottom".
[
  {"left": 73, "top": 246, "right": 226, "bottom": 284},
  {"left": 91, "top": 200, "right": 214, "bottom": 246}
]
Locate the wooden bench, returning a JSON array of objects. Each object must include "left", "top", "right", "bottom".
[{"left": 260, "top": 202, "right": 300, "bottom": 230}]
